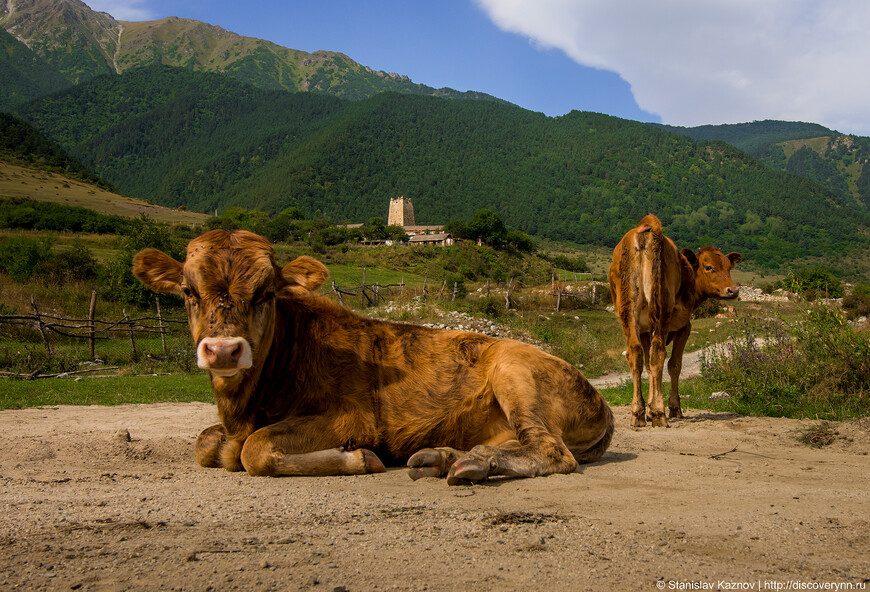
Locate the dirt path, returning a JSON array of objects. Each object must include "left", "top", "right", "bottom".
[
  {"left": 589, "top": 347, "right": 709, "bottom": 389},
  {"left": 1, "top": 403, "right": 868, "bottom": 591}
]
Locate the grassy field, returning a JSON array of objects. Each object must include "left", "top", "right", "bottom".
[
  {"left": 0, "top": 160, "right": 209, "bottom": 225},
  {"left": 0, "top": 373, "right": 211, "bottom": 409}
]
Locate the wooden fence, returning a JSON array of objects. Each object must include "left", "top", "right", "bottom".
[
  {"left": 0, "top": 292, "right": 186, "bottom": 364},
  {"left": 1, "top": 271, "right": 607, "bottom": 374}
]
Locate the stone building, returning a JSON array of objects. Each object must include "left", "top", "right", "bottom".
[
  {"left": 387, "top": 196, "right": 415, "bottom": 227},
  {"left": 386, "top": 196, "right": 442, "bottom": 236}
]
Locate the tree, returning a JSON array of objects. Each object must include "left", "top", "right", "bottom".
[{"left": 467, "top": 209, "right": 507, "bottom": 248}]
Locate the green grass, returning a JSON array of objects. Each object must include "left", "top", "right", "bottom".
[
  {"left": 324, "top": 263, "right": 426, "bottom": 291},
  {"left": 0, "top": 373, "right": 212, "bottom": 409}
]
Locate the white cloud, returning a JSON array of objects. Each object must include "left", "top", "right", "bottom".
[
  {"left": 83, "top": 0, "right": 156, "bottom": 21},
  {"left": 475, "top": 0, "right": 870, "bottom": 134}
]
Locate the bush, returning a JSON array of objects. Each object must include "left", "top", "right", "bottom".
[
  {"left": 0, "top": 235, "right": 54, "bottom": 281},
  {"left": 33, "top": 241, "right": 98, "bottom": 282},
  {"left": 100, "top": 216, "right": 185, "bottom": 308},
  {"left": 692, "top": 299, "right": 722, "bottom": 319},
  {"left": 700, "top": 306, "right": 869, "bottom": 419},
  {"left": 780, "top": 267, "right": 844, "bottom": 300},
  {"left": 843, "top": 283, "right": 870, "bottom": 320}
]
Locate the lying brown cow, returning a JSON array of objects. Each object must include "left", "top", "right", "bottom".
[
  {"left": 608, "top": 214, "right": 741, "bottom": 428},
  {"left": 133, "top": 230, "right": 614, "bottom": 484}
]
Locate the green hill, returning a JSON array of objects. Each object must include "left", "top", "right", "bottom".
[
  {"left": 14, "top": 66, "right": 869, "bottom": 272},
  {"left": 0, "top": 112, "right": 207, "bottom": 226},
  {"left": 657, "top": 120, "right": 870, "bottom": 208}
]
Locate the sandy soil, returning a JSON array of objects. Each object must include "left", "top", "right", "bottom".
[{"left": 1, "top": 402, "right": 868, "bottom": 592}]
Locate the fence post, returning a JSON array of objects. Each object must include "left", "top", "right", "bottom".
[
  {"left": 422, "top": 272, "right": 427, "bottom": 297},
  {"left": 155, "top": 297, "right": 167, "bottom": 356},
  {"left": 439, "top": 279, "right": 447, "bottom": 298},
  {"left": 88, "top": 290, "right": 97, "bottom": 360},
  {"left": 123, "top": 309, "right": 138, "bottom": 362},
  {"left": 30, "top": 295, "right": 52, "bottom": 358},
  {"left": 486, "top": 278, "right": 490, "bottom": 297},
  {"left": 361, "top": 267, "right": 367, "bottom": 308},
  {"left": 452, "top": 282, "right": 458, "bottom": 303},
  {"left": 333, "top": 280, "right": 344, "bottom": 306},
  {"left": 556, "top": 289, "right": 562, "bottom": 312},
  {"left": 505, "top": 278, "right": 514, "bottom": 310}
]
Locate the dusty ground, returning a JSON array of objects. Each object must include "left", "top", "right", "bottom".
[{"left": 1, "top": 403, "right": 868, "bottom": 592}]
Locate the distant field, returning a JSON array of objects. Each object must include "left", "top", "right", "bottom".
[
  {"left": 779, "top": 136, "right": 831, "bottom": 159},
  {"left": 0, "top": 161, "right": 209, "bottom": 226}
]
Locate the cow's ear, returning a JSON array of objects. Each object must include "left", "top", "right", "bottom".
[
  {"left": 281, "top": 256, "right": 328, "bottom": 294},
  {"left": 681, "top": 248, "right": 699, "bottom": 270},
  {"left": 727, "top": 252, "right": 742, "bottom": 267},
  {"left": 132, "top": 248, "right": 183, "bottom": 294}
]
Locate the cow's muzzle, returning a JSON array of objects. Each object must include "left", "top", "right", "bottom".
[
  {"left": 197, "top": 337, "right": 253, "bottom": 376},
  {"left": 720, "top": 286, "right": 740, "bottom": 299}
]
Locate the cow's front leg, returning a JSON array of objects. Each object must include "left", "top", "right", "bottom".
[
  {"left": 407, "top": 447, "right": 465, "bottom": 480},
  {"left": 195, "top": 424, "right": 247, "bottom": 472},
  {"left": 238, "top": 416, "right": 385, "bottom": 477},
  {"left": 446, "top": 437, "right": 575, "bottom": 485},
  {"left": 666, "top": 324, "right": 691, "bottom": 419}
]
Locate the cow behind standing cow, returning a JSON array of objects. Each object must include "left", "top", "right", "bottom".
[
  {"left": 608, "top": 214, "right": 741, "bottom": 428},
  {"left": 133, "top": 230, "right": 614, "bottom": 484}
]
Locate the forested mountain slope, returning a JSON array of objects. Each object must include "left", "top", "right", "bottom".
[
  {"left": 0, "top": 0, "right": 502, "bottom": 105},
  {"left": 0, "top": 27, "right": 71, "bottom": 110},
  {"left": 14, "top": 66, "right": 867, "bottom": 269},
  {"left": 658, "top": 120, "right": 870, "bottom": 208}
]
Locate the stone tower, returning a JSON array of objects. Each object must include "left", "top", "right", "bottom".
[{"left": 387, "top": 196, "right": 415, "bottom": 227}]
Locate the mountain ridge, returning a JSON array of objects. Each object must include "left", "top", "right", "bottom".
[{"left": 0, "top": 0, "right": 506, "bottom": 106}]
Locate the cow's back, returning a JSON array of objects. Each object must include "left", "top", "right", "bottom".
[{"left": 609, "top": 215, "right": 683, "bottom": 335}]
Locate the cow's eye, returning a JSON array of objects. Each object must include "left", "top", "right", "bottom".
[
  {"left": 257, "top": 291, "right": 275, "bottom": 305},
  {"left": 182, "top": 287, "right": 198, "bottom": 299},
  {"left": 704, "top": 265, "right": 713, "bottom": 272}
]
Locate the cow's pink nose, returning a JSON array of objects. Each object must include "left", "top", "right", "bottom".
[
  {"left": 204, "top": 342, "right": 241, "bottom": 365},
  {"left": 197, "top": 337, "right": 252, "bottom": 372}
]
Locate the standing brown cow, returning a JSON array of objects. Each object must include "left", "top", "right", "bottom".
[
  {"left": 133, "top": 230, "right": 613, "bottom": 484},
  {"left": 608, "top": 214, "right": 741, "bottom": 428}
]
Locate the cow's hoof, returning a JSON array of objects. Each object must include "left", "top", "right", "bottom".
[
  {"left": 407, "top": 449, "right": 450, "bottom": 480},
  {"left": 668, "top": 406, "right": 683, "bottom": 419},
  {"left": 650, "top": 414, "right": 669, "bottom": 428},
  {"left": 630, "top": 415, "right": 647, "bottom": 428},
  {"left": 360, "top": 449, "right": 386, "bottom": 474},
  {"left": 447, "top": 448, "right": 496, "bottom": 485},
  {"left": 408, "top": 447, "right": 465, "bottom": 480}
]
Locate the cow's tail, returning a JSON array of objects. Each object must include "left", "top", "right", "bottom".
[
  {"left": 572, "top": 404, "right": 614, "bottom": 464},
  {"left": 635, "top": 214, "right": 664, "bottom": 333}
]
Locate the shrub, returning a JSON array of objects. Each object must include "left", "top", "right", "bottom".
[
  {"left": 692, "top": 299, "right": 722, "bottom": 319},
  {"left": 33, "top": 241, "right": 98, "bottom": 282},
  {"left": 100, "top": 216, "right": 185, "bottom": 308},
  {"left": 842, "top": 283, "right": 870, "bottom": 320},
  {"left": 0, "top": 235, "right": 54, "bottom": 281},
  {"left": 701, "top": 306, "right": 869, "bottom": 419},
  {"left": 780, "top": 267, "right": 844, "bottom": 300}
]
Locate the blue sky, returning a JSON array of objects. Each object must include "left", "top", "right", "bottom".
[{"left": 86, "top": 0, "right": 870, "bottom": 135}]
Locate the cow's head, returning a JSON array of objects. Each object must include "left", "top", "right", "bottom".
[
  {"left": 132, "top": 230, "right": 328, "bottom": 379},
  {"left": 681, "top": 246, "right": 742, "bottom": 300}
]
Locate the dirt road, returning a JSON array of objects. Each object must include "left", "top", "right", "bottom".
[{"left": 1, "top": 402, "right": 868, "bottom": 591}]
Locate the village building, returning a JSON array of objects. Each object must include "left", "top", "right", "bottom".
[
  {"left": 387, "top": 196, "right": 442, "bottom": 236},
  {"left": 408, "top": 232, "right": 454, "bottom": 246}
]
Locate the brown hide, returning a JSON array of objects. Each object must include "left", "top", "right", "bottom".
[
  {"left": 133, "top": 230, "right": 613, "bottom": 484},
  {"left": 608, "top": 214, "right": 741, "bottom": 428}
]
